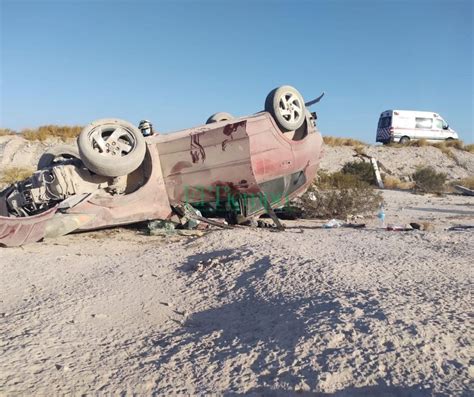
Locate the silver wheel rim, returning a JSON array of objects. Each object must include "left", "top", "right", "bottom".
[
  {"left": 277, "top": 91, "right": 303, "bottom": 124},
  {"left": 88, "top": 125, "right": 135, "bottom": 157}
]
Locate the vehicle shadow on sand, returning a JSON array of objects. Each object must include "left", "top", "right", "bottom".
[{"left": 142, "top": 249, "right": 407, "bottom": 393}]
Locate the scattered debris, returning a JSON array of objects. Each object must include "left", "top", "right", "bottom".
[
  {"left": 410, "top": 222, "right": 435, "bottom": 231},
  {"left": 173, "top": 204, "right": 232, "bottom": 230},
  {"left": 323, "top": 219, "right": 344, "bottom": 228},
  {"left": 454, "top": 185, "right": 474, "bottom": 196},
  {"left": 322, "top": 219, "right": 367, "bottom": 229},
  {"left": 148, "top": 220, "right": 176, "bottom": 236},
  {"left": 448, "top": 225, "right": 474, "bottom": 231},
  {"left": 386, "top": 224, "right": 413, "bottom": 231}
]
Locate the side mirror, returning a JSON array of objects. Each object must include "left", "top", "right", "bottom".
[{"left": 443, "top": 124, "right": 449, "bottom": 130}]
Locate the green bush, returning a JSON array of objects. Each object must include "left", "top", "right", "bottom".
[
  {"left": 341, "top": 160, "right": 376, "bottom": 185},
  {"left": 412, "top": 166, "right": 447, "bottom": 193},
  {"left": 300, "top": 171, "right": 382, "bottom": 219}
]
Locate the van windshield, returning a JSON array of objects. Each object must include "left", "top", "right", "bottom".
[{"left": 378, "top": 116, "right": 391, "bottom": 128}]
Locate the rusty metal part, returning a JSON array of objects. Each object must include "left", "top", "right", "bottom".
[{"left": 0, "top": 206, "right": 58, "bottom": 247}]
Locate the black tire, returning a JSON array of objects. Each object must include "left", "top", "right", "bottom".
[
  {"left": 265, "top": 85, "right": 306, "bottom": 132},
  {"left": 37, "top": 144, "right": 81, "bottom": 170},
  {"left": 206, "top": 112, "right": 234, "bottom": 124},
  {"left": 77, "top": 118, "right": 146, "bottom": 177},
  {"left": 399, "top": 136, "right": 410, "bottom": 145}
]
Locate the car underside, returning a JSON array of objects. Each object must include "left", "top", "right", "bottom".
[{"left": 0, "top": 86, "right": 324, "bottom": 246}]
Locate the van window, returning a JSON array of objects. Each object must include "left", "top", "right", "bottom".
[
  {"left": 415, "top": 118, "right": 433, "bottom": 129},
  {"left": 434, "top": 119, "right": 444, "bottom": 129},
  {"left": 378, "top": 116, "right": 391, "bottom": 128}
]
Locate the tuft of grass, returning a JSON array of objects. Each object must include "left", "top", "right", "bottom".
[
  {"left": 464, "top": 144, "right": 474, "bottom": 153},
  {"left": 323, "top": 136, "right": 367, "bottom": 147},
  {"left": 455, "top": 176, "right": 474, "bottom": 190},
  {"left": 412, "top": 166, "right": 447, "bottom": 193},
  {"left": 0, "top": 128, "right": 15, "bottom": 137},
  {"left": 21, "top": 125, "right": 83, "bottom": 142},
  {"left": 388, "top": 139, "right": 473, "bottom": 154},
  {"left": 0, "top": 167, "right": 35, "bottom": 185},
  {"left": 382, "top": 175, "right": 414, "bottom": 190}
]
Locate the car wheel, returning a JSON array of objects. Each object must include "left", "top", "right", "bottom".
[
  {"left": 265, "top": 85, "right": 306, "bottom": 132},
  {"left": 37, "top": 144, "right": 81, "bottom": 170},
  {"left": 206, "top": 112, "right": 234, "bottom": 124},
  {"left": 399, "top": 136, "right": 410, "bottom": 145},
  {"left": 77, "top": 118, "right": 146, "bottom": 177}
]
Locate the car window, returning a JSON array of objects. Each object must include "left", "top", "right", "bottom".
[
  {"left": 434, "top": 119, "right": 444, "bottom": 129},
  {"left": 415, "top": 118, "right": 433, "bottom": 129}
]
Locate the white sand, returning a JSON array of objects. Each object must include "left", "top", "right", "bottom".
[{"left": 1, "top": 190, "right": 472, "bottom": 396}]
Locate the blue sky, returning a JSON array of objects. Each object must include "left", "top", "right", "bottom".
[{"left": 1, "top": 0, "right": 473, "bottom": 143}]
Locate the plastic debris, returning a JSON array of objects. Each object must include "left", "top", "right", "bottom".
[
  {"left": 386, "top": 224, "right": 412, "bottom": 231},
  {"left": 323, "top": 219, "right": 344, "bottom": 228},
  {"left": 377, "top": 204, "right": 386, "bottom": 228}
]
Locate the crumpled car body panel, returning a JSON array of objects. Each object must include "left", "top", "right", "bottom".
[{"left": 0, "top": 112, "right": 323, "bottom": 246}]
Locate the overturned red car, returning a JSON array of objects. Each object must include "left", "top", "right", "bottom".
[{"left": 0, "top": 85, "right": 324, "bottom": 246}]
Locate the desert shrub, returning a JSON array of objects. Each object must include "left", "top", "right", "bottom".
[
  {"left": 388, "top": 139, "right": 472, "bottom": 153},
  {"left": 0, "top": 128, "right": 15, "bottom": 136},
  {"left": 300, "top": 171, "right": 382, "bottom": 219},
  {"left": 454, "top": 176, "right": 474, "bottom": 190},
  {"left": 341, "top": 160, "right": 375, "bottom": 185},
  {"left": 412, "top": 166, "right": 447, "bottom": 193},
  {"left": 407, "top": 138, "right": 429, "bottom": 147},
  {"left": 382, "top": 175, "right": 413, "bottom": 190},
  {"left": 323, "top": 136, "right": 367, "bottom": 147},
  {"left": 21, "top": 125, "right": 82, "bottom": 141},
  {"left": 0, "top": 167, "right": 34, "bottom": 185}
]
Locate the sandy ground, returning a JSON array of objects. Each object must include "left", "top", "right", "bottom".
[{"left": 0, "top": 190, "right": 472, "bottom": 396}]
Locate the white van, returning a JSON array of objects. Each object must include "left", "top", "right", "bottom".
[{"left": 376, "top": 110, "right": 459, "bottom": 144}]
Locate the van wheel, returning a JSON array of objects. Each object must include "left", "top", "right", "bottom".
[
  {"left": 399, "top": 136, "right": 410, "bottom": 145},
  {"left": 445, "top": 138, "right": 454, "bottom": 141}
]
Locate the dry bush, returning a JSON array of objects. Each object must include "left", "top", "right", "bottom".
[
  {"left": 388, "top": 139, "right": 472, "bottom": 154},
  {"left": 407, "top": 138, "right": 429, "bottom": 147},
  {"left": 323, "top": 136, "right": 367, "bottom": 147},
  {"left": 0, "top": 128, "right": 15, "bottom": 136},
  {"left": 412, "top": 166, "right": 447, "bottom": 193},
  {"left": 21, "top": 125, "right": 82, "bottom": 141},
  {"left": 455, "top": 176, "right": 474, "bottom": 190},
  {"left": 0, "top": 167, "right": 34, "bottom": 185},
  {"left": 300, "top": 171, "right": 382, "bottom": 219},
  {"left": 382, "top": 175, "right": 414, "bottom": 190}
]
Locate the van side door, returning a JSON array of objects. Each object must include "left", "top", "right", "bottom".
[{"left": 415, "top": 117, "right": 433, "bottom": 140}]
